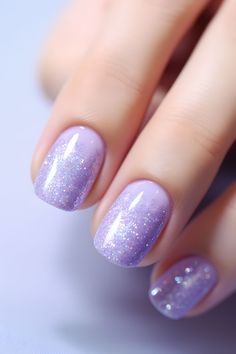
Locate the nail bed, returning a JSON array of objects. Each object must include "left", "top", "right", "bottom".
[
  {"left": 94, "top": 179, "right": 171, "bottom": 267},
  {"left": 34, "top": 126, "right": 105, "bottom": 211}
]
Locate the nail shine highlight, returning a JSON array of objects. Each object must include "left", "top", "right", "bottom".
[
  {"left": 34, "top": 126, "right": 105, "bottom": 211},
  {"left": 94, "top": 180, "right": 171, "bottom": 267},
  {"left": 149, "top": 256, "right": 218, "bottom": 319}
]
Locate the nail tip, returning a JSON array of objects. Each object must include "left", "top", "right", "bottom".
[
  {"left": 34, "top": 185, "right": 77, "bottom": 211},
  {"left": 94, "top": 236, "right": 140, "bottom": 268},
  {"left": 148, "top": 291, "right": 185, "bottom": 320}
]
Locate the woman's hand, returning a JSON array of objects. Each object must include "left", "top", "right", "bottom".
[{"left": 32, "top": 0, "right": 236, "bottom": 319}]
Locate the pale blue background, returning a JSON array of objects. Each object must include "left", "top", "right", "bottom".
[{"left": 0, "top": 1, "right": 236, "bottom": 353}]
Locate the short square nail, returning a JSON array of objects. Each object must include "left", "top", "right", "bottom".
[
  {"left": 149, "top": 255, "right": 218, "bottom": 319},
  {"left": 94, "top": 180, "right": 171, "bottom": 267},
  {"left": 34, "top": 126, "right": 105, "bottom": 211}
]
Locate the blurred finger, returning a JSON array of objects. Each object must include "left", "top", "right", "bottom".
[{"left": 149, "top": 183, "right": 236, "bottom": 319}]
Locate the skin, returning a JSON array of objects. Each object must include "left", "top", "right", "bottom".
[{"left": 32, "top": 0, "right": 236, "bottom": 318}]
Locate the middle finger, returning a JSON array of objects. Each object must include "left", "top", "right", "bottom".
[{"left": 93, "top": 0, "right": 236, "bottom": 267}]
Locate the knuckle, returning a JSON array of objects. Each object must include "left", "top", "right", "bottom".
[
  {"left": 91, "top": 52, "right": 144, "bottom": 96},
  {"left": 190, "top": 123, "right": 223, "bottom": 160},
  {"left": 163, "top": 109, "right": 224, "bottom": 161}
]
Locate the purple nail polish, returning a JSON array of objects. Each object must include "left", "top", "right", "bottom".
[
  {"left": 94, "top": 180, "right": 171, "bottom": 267},
  {"left": 149, "top": 256, "right": 218, "bottom": 319},
  {"left": 34, "top": 126, "right": 105, "bottom": 211}
]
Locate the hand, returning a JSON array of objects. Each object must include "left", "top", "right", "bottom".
[{"left": 32, "top": 0, "right": 236, "bottom": 319}]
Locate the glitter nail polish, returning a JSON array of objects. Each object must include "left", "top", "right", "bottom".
[
  {"left": 34, "top": 126, "right": 105, "bottom": 211},
  {"left": 149, "top": 256, "right": 218, "bottom": 319},
  {"left": 94, "top": 180, "right": 171, "bottom": 267}
]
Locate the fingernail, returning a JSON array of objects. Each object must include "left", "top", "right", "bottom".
[
  {"left": 34, "top": 126, "right": 105, "bottom": 211},
  {"left": 149, "top": 256, "right": 218, "bottom": 319},
  {"left": 94, "top": 180, "right": 171, "bottom": 267}
]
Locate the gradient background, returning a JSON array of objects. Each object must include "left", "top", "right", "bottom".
[{"left": 1, "top": 1, "right": 236, "bottom": 353}]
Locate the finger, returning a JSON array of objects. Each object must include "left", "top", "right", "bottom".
[
  {"left": 93, "top": 0, "right": 236, "bottom": 267},
  {"left": 149, "top": 182, "right": 236, "bottom": 319},
  {"left": 39, "top": 0, "right": 108, "bottom": 99},
  {"left": 32, "top": 0, "right": 208, "bottom": 211},
  {"left": 40, "top": 0, "right": 214, "bottom": 99}
]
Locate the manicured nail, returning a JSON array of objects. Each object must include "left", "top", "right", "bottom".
[
  {"left": 94, "top": 180, "right": 171, "bottom": 267},
  {"left": 34, "top": 126, "right": 105, "bottom": 211},
  {"left": 149, "top": 256, "right": 218, "bottom": 319}
]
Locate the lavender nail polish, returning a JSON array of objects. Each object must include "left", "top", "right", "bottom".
[
  {"left": 149, "top": 256, "right": 218, "bottom": 319},
  {"left": 94, "top": 180, "right": 171, "bottom": 267},
  {"left": 34, "top": 126, "right": 105, "bottom": 211}
]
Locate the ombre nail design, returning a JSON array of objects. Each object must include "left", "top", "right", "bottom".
[
  {"left": 149, "top": 256, "right": 218, "bottom": 319},
  {"left": 94, "top": 180, "right": 171, "bottom": 267},
  {"left": 34, "top": 126, "right": 105, "bottom": 211}
]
